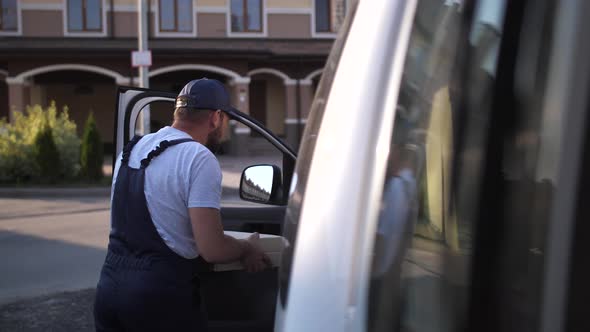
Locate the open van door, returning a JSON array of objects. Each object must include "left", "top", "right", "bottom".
[{"left": 113, "top": 86, "right": 297, "bottom": 332}]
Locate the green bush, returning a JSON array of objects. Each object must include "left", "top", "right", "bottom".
[
  {"left": 34, "top": 124, "right": 60, "bottom": 182},
  {"left": 0, "top": 102, "right": 81, "bottom": 183},
  {"left": 80, "top": 112, "right": 103, "bottom": 181},
  {"left": 0, "top": 116, "right": 38, "bottom": 183},
  {"left": 48, "top": 104, "right": 82, "bottom": 178}
]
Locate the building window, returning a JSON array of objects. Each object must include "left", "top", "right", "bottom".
[
  {"left": 0, "top": 0, "right": 17, "bottom": 31},
  {"left": 230, "top": 0, "right": 262, "bottom": 33},
  {"left": 68, "top": 0, "right": 102, "bottom": 32},
  {"left": 159, "top": 0, "right": 193, "bottom": 32},
  {"left": 315, "top": 0, "right": 346, "bottom": 33}
]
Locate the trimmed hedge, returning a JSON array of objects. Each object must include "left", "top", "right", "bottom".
[
  {"left": 34, "top": 124, "right": 60, "bottom": 182},
  {"left": 80, "top": 112, "right": 104, "bottom": 181},
  {"left": 0, "top": 102, "right": 81, "bottom": 184}
]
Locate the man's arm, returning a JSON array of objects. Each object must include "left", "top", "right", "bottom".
[
  {"left": 190, "top": 207, "right": 246, "bottom": 263},
  {"left": 187, "top": 153, "right": 268, "bottom": 271},
  {"left": 190, "top": 207, "right": 269, "bottom": 272}
]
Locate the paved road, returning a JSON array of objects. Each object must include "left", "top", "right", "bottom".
[
  {"left": 0, "top": 197, "right": 110, "bottom": 305},
  {"left": 0, "top": 164, "right": 267, "bottom": 306},
  {"left": 0, "top": 154, "right": 282, "bottom": 305}
]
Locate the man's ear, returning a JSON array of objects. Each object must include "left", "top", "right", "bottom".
[{"left": 209, "top": 110, "right": 222, "bottom": 129}]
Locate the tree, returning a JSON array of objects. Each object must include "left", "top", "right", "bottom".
[
  {"left": 80, "top": 112, "right": 103, "bottom": 181},
  {"left": 34, "top": 124, "right": 60, "bottom": 182},
  {"left": 0, "top": 102, "right": 80, "bottom": 184}
]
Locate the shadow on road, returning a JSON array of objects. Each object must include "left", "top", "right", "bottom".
[{"left": 0, "top": 231, "right": 107, "bottom": 305}]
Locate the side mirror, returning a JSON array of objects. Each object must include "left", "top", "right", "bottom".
[{"left": 240, "top": 164, "right": 283, "bottom": 205}]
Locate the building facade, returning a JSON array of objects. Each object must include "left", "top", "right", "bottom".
[{"left": 0, "top": 0, "right": 348, "bottom": 152}]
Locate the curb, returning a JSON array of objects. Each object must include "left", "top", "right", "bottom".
[
  {"left": 0, "top": 187, "right": 111, "bottom": 198},
  {"left": 1, "top": 185, "right": 238, "bottom": 199}
]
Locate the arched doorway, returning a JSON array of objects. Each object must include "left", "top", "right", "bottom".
[
  {"left": 248, "top": 73, "right": 286, "bottom": 137},
  {"left": 27, "top": 70, "right": 118, "bottom": 151},
  {"left": 7, "top": 64, "right": 128, "bottom": 153},
  {"left": 305, "top": 68, "right": 323, "bottom": 94}
]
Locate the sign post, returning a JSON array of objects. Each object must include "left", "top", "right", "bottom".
[
  {"left": 136, "top": 0, "right": 150, "bottom": 135},
  {"left": 132, "top": 50, "right": 152, "bottom": 68}
]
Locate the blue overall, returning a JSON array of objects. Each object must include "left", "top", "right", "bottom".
[{"left": 94, "top": 136, "right": 207, "bottom": 331}]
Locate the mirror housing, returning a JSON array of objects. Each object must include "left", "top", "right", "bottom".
[{"left": 239, "top": 165, "right": 283, "bottom": 205}]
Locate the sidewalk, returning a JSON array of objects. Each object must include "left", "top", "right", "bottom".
[
  {"left": 0, "top": 153, "right": 283, "bottom": 199},
  {"left": 0, "top": 187, "right": 111, "bottom": 198}
]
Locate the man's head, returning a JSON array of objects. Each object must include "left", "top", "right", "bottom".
[
  {"left": 172, "top": 78, "right": 235, "bottom": 152},
  {"left": 387, "top": 112, "right": 417, "bottom": 176}
]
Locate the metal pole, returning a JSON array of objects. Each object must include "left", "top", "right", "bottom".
[
  {"left": 295, "top": 79, "right": 302, "bottom": 147},
  {"left": 138, "top": 0, "right": 150, "bottom": 134}
]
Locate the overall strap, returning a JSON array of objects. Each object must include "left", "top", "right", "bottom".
[
  {"left": 140, "top": 138, "right": 194, "bottom": 168},
  {"left": 121, "top": 135, "right": 143, "bottom": 165}
]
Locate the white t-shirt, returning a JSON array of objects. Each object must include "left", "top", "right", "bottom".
[
  {"left": 112, "top": 126, "right": 222, "bottom": 259},
  {"left": 374, "top": 168, "right": 416, "bottom": 276}
]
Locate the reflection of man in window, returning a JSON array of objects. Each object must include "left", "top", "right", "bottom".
[
  {"left": 373, "top": 117, "right": 418, "bottom": 277},
  {"left": 369, "top": 114, "right": 419, "bottom": 332}
]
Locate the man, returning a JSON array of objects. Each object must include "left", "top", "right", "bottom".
[
  {"left": 94, "top": 78, "right": 270, "bottom": 331},
  {"left": 369, "top": 115, "right": 420, "bottom": 332},
  {"left": 372, "top": 114, "right": 419, "bottom": 277}
]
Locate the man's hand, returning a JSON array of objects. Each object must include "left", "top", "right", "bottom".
[
  {"left": 240, "top": 233, "right": 272, "bottom": 273},
  {"left": 190, "top": 208, "right": 272, "bottom": 268}
]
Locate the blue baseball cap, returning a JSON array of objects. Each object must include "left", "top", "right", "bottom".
[{"left": 175, "top": 78, "right": 237, "bottom": 114}]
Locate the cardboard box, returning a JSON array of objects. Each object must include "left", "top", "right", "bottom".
[{"left": 213, "top": 231, "right": 287, "bottom": 272}]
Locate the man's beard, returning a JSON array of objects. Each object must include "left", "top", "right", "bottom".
[{"left": 205, "top": 126, "right": 223, "bottom": 154}]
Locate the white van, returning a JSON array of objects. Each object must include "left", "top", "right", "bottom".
[
  {"left": 274, "top": 0, "right": 590, "bottom": 331},
  {"left": 115, "top": 0, "right": 590, "bottom": 331}
]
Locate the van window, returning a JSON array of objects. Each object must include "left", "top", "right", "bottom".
[
  {"left": 368, "top": 0, "right": 564, "bottom": 330},
  {"left": 367, "top": 0, "right": 508, "bottom": 331}
]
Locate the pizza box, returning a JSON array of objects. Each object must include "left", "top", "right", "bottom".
[{"left": 212, "top": 231, "right": 287, "bottom": 272}]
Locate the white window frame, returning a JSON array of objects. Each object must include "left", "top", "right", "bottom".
[
  {"left": 63, "top": 0, "right": 108, "bottom": 37},
  {"left": 226, "top": 0, "right": 267, "bottom": 38},
  {"left": 0, "top": 0, "right": 22, "bottom": 36},
  {"left": 196, "top": 5, "right": 226, "bottom": 14},
  {"left": 154, "top": 0, "right": 197, "bottom": 38},
  {"left": 110, "top": 4, "right": 136, "bottom": 12}
]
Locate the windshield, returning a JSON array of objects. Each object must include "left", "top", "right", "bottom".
[{"left": 277, "top": 0, "right": 359, "bottom": 309}]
